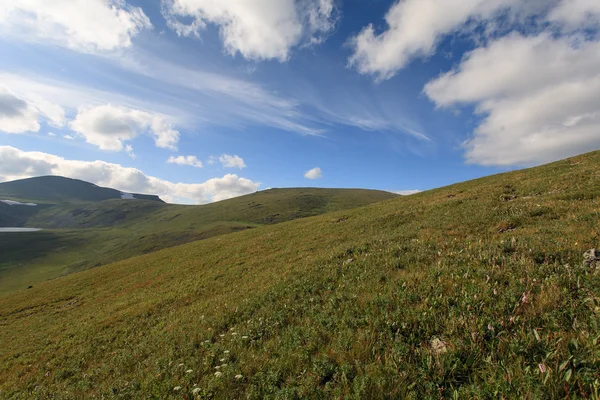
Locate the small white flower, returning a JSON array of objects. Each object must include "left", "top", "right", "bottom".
[
  {"left": 242, "top": 336, "right": 248, "bottom": 339},
  {"left": 235, "top": 374, "right": 243, "bottom": 380},
  {"left": 224, "top": 350, "right": 230, "bottom": 354},
  {"left": 185, "top": 369, "right": 193, "bottom": 374},
  {"left": 220, "top": 358, "right": 225, "bottom": 362},
  {"left": 219, "top": 334, "right": 225, "bottom": 337},
  {"left": 232, "top": 332, "right": 238, "bottom": 336},
  {"left": 221, "top": 364, "right": 228, "bottom": 367},
  {"left": 214, "top": 371, "right": 223, "bottom": 378},
  {"left": 174, "top": 386, "right": 182, "bottom": 391},
  {"left": 178, "top": 363, "right": 184, "bottom": 367},
  {"left": 192, "top": 387, "right": 201, "bottom": 394},
  {"left": 215, "top": 366, "right": 221, "bottom": 369}
]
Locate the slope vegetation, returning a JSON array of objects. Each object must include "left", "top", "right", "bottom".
[
  {"left": 1, "top": 151, "right": 599, "bottom": 398},
  {"left": 0, "top": 188, "right": 396, "bottom": 294}
]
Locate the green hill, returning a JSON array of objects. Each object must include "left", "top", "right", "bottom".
[
  {"left": 0, "top": 187, "right": 396, "bottom": 294},
  {"left": 0, "top": 176, "right": 164, "bottom": 203},
  {"left": 1, "top": 151, "right": 599, "bottom": 399}
]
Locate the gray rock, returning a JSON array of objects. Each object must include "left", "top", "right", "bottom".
[{"left": 583, "top": 249, "right": 600, "bottom": 270}]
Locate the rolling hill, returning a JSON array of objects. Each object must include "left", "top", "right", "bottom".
[
  {"left": 1, "top": 151, "right": 599, "bottom": 398},
  {"left": 0, "top": 179, "right": 396, "bottom": 294},
  {"left": 0, "top": 176, "right": 164, "bottom": 203}
]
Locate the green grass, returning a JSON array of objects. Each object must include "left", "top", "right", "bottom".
[
  {"left": 1, "top": 151, "right": 599, "bottom": 399},
  {"left": 0, "top": 188, "right": 395, "bottom": 294}
]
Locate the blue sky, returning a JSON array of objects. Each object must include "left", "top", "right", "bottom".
[{"left": 1, "top": 0, "right": 599, "bottom": 203}]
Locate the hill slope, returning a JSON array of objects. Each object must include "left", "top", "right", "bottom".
[
  {"left": 0, "top": 176, "right": 164, "bottom": 203},
  {"left": 1, "top": 151, "right": 599, "bottom": 398},
  {"left": 0, "top": 187, "right": 396, "bottom": 294}
]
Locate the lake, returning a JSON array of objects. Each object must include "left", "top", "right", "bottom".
[{"left": 0, "top": 228, "right": 42, "bottom": 232}]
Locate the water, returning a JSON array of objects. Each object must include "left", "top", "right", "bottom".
[{"left": 0, "top": 227, "right": 42, "bottom": 232}]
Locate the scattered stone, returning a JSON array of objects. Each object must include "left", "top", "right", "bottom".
[
  {"left": 430, "top": 337, "right": 448, "bottom": 355},
  {"left": 583, "top": 249, "right": 600, "bottom": 271}
]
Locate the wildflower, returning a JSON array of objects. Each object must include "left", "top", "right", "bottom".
[
  {"left": 219, "top": 334, "right": 225, "bottom": 337},
  {"left": 192, "top": 388, "right": 201, "bottom": 394},
  {"left": 487, "top": 323, "right": 494, "bottom": 332},
  {"left": 221, "top": 364, "right": 228, "bottom": 367},
  {"left": 204, "top": 340, "right": 210, "bottom": 343},
  {"left": 214, "top": 371, "right": 223, "bottom": 378},
  {"left": 232, "top": 332, "right": 238, "bottom": 336},
  {"left": 224, "top": 350, "right": 230, "bottom": 354},
  {"left": 242, "top": 336, "right": 249, "bottom": 339},
  {"left": 235, "top": 374, "right": 243, "bottom": 380},
  {"left": 186, "top": 369, "right": 193, "bottom": 374},
  {"left": 538, "top": 363, "right": 547, "bottom": 374},
  {"left": 178, "top": 363, "right": 184, "bottom": 368},
  {"left": 215, "top": 366, "right": 221, "bottom": 369},
  {"left": 220, "top": 358, "right": 225, "bottom": 362},
  {"left": 521, "top": 292, "right": 529, "bottom": 304},
  {"left": 173, "top": 386, "right": 182, "bottom": 391}
]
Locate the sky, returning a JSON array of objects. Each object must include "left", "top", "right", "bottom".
[{"left": 0, "top": 0, "right": 599, "bottom": 204}]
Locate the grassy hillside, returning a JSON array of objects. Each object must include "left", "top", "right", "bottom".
[
  {"left": 1, "top": 151, "right": 599, "bottom": 399},
  {"left": 0, "top": 188, "right": 396, "bottom": 294},
  {"left": 0, "top": 176, "right": 163, "bottom": 203}
]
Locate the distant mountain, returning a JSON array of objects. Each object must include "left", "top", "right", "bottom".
[{"left": 0, "top": 176, "right": 164, "bottom": 203}]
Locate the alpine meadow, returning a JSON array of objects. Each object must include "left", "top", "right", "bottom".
[
  {"left": 2, "top": 0, "right": 600, "bottom": 399},
  {"left": 1, "top": 151, "right": 599, "bottom": 398}
]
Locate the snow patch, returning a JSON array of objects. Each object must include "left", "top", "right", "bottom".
[
  {"left": 1, "top": 200, "right": 37, "bottom": 206},
  {"left": 120, "top": 192, "right": 136, "bottom": 200}
]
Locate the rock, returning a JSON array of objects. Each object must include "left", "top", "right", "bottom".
[
  {"left": 583, "top": 249, "right": 600, "bottom": 271},
  {"left": 430, "top": 337, "right": 448, "bottom": 355}
]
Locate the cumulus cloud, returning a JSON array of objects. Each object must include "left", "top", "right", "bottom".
[
  {"left": 425, "top": 34, "right": 600, "bottom": 166},
  {"left": 304, "top": 167, "right": 322, "bottom": 179},
  {"left": 348, "top": 0, "right": 556, "bottom": 81},
  {"left": 0, "top": 86, "right": 65, "bottom": 134},
  {"left": 0, "top": 146, "right": 260, "bottom": 204},
  {"left": 69, "top": 104, "right": 180, "bottom": 152},
  {"left": 0, "top": 0, "right": 152, "bottom": 52},
  {"left": 548, "top": 0, "right": 600, "bottom": 28},
  {"left": 168, "top": 155, "right": 203, "bottom": 168},
  {"left": 219, "top": 154, "right": 246, "bottom": 169},
  {"left": 162, "top": 0, "right": 337, "bottom": 61}
]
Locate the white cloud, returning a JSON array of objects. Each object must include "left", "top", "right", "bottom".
[
  {"left": 162, "top": 0, "right": 337, "bottom": 61},
  {"left": 48, "top": 132, "right": 57, "bottom": 137},
  {"left": 0, "top": 0, "right": 152, "bottom": 53},
  {"left": 393, "top": 190, "right": 421, "bottom": 196},
  {"left": 125, "top": 144, "right": 136, "bottom": 159},
  {"left": 168, "top": 155, "right": 203, "bottom": 168},
  {"left": 0, "top": 146, "right": 260, "bottom": 204},
  {"left": 425, "top": 33, "right": 600, "bottom": 166},
  {"left": 69, "top": 104, "right": 180, "bottom": 152},
  {"left": 347, "top": 0, "right": 557, "bottom": 81},
  {"left": 304, "top": 167, "right": 322, "bottom": 179},
  {"left": 219, "top": 154, "right": 246, "bottom": 169},
  {"left": 548, "top": 0, "right": 600, "bottom": 28},
  {"left": 0, "top": 86, "right": 65, "bottom": 134},
  {"left": 63, "top": 134, "right": 75, "bottom": 140}
]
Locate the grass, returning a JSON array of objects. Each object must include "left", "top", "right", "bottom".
[
  {"left": 0, "top": 188, "right": 395, "bottom": 295},
  {"left": 0, "top": 151, "right": 599, "bottom": 398}
]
